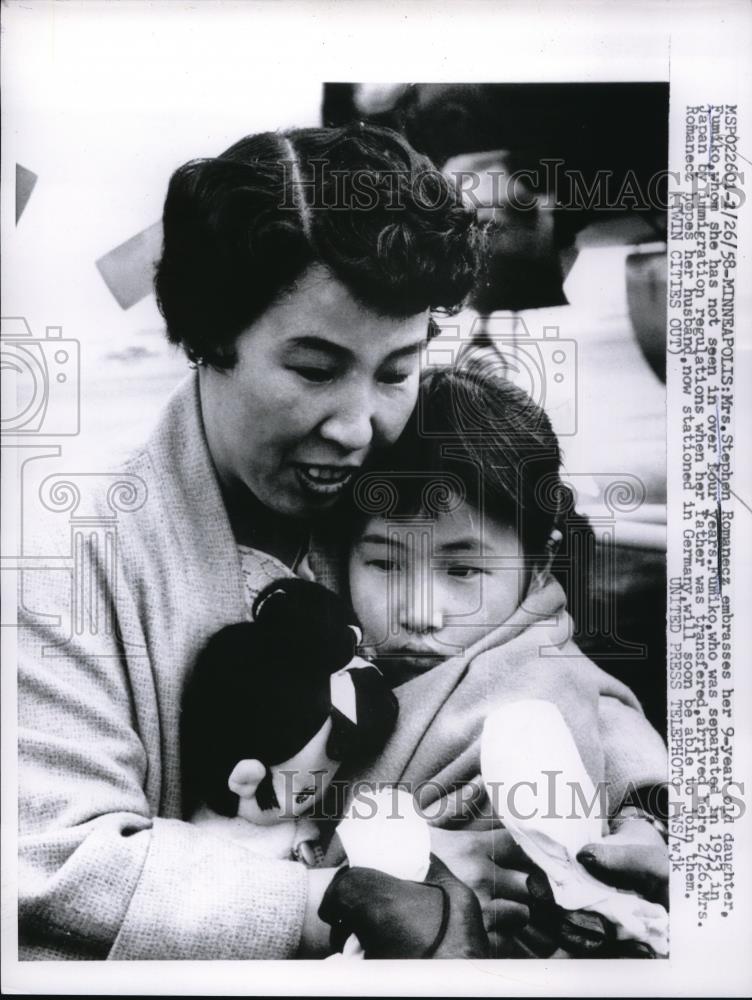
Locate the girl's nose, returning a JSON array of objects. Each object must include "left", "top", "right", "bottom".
[
  {"left": 396, "top": 556, "right": 445, "bottom": 636},
  {"left": 401, "top": 605, "right": 444, "bottom": 635}
]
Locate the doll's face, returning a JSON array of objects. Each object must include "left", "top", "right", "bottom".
[{"left": 230, "top": 717, "right": 339, "bottom": 826}]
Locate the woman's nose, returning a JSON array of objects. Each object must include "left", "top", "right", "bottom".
[{"left": 318, "top": 383, "right": 376, "bottom": 454}]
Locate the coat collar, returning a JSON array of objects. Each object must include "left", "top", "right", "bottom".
[{"left": 142, "top": 371, "right": 247, "bottom": 626}]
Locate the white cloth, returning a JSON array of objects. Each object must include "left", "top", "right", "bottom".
[
  {"left": 481, "top": 700, "right": 669, "bottom": 955},
  {"left": 337, "top": 787, "right": 431, "bottom": 882},
  {"left": 330, "top": 788, "right": 432, "bottom": 959}
]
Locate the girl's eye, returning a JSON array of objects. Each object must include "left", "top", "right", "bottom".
[
  {"left": 291, "top": 367, "right": 337, "bottom": 384},
  {"left": 447, "top": 565, "right": 483, "bottom": 579},
  {"left": 367, "top": 558, "right": 400, "bottom": 572}
]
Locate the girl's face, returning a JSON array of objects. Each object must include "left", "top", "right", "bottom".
[
  {"left": 200, "top": 265, "right": 429, "bottom": 518},
  {"left": 348, "top": 503, "right": 530, "bottom": 683}
]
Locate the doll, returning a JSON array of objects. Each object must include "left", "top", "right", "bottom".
[
  {"left": 181, "top": 577, "right": 493, "bottom": 958},
  {"left": 180, "top": 577, "right": 399, "bottom": 863}
]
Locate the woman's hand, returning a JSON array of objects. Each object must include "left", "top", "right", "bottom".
[
  {"left": 429, "top": 824, "right": 565, "bottom": 956},
  {"left": 577, "top": 816, "right": 669, "bottom": 909},
  {"left": 523, "top": 818, "right": 670, "bottom": 958},
  {"left": 318, "top": 856, "right": 490, "bottom": 958},
  {"left": 429, "top": 825, "right": 529, "bottom": 909},
  {"left": 430, "top": 818, "right": 669, "bottom": 958}
]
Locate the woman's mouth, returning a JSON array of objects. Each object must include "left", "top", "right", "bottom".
[{"left": 294, "top": 464, "right": 355, "bottom": 496}]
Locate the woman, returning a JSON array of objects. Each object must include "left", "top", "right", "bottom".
[{"left": 18, "top": 123, "right": 665, "bottom": 960}]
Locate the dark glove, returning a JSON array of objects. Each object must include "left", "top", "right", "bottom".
[
  {"left": 319, "top": 855, "right": 490, "bottom": 959},
  {"left": 526, "top": 869, "right": 656, "bottom": 958}
]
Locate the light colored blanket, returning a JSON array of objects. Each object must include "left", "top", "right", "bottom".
[{"left": 322, "top": 574, "right": 666, "bottom": 865}]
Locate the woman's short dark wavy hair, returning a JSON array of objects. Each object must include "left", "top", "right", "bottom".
[{"left": 155, "top": 123, "right": 479, "bottom": 368}]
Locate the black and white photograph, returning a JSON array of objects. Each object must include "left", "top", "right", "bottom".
[{"left": 1, "top": 1, "right": 750, "bottom": 995}]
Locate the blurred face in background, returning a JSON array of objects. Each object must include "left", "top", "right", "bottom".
[{"left": 200, "top": 265, "right": 429, "bottom": 518}]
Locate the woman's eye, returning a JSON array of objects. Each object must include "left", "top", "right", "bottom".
[
  {"left": 291, "top": 367, "right": 336, "bottom": 384},
  {"left": 447, "top": 565, "right": 483, "bottom": 579},
  {"left": 378, "top": 369, "right": 412, "bottom": 386}
]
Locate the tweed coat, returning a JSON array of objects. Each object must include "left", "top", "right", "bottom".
[{"left": 18, "top": 374, "right": 308, "bottom": 960}]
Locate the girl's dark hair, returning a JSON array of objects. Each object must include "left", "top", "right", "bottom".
[
  {"left": 351, "top": 364, "right": 594, "bottom": 625},
  {"left": 155, "top": 124, "right": 479, "bottom": 368}
]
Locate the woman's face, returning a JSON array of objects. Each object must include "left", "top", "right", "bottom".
[{"left": 200, "top": 266, "right": 429, "bottom": 518}]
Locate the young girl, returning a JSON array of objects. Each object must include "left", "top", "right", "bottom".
[
  {"left": 334, "top": 365, "right": 669, "bottom": 956},
  {"left": 348, "top": 364, "right": 599, "bottom": 684},
  {"left": 338, "top": 364, "right": 667, "bottom": 834}
]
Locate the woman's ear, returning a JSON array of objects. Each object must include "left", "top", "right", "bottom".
[{"left": 228, "top": 758, "right": 267, "bottom": 799}]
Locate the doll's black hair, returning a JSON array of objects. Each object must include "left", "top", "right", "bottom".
[{"left": 181, "top": 578, "right": 398, "bottom": 818}]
